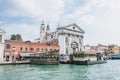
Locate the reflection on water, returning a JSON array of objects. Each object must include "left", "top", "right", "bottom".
[{"left": 0, "top": 60, "right": 120, "bottom": 80}]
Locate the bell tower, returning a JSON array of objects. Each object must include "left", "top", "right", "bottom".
[
  {"left": 40, "top": 21, "right": 51, "bottom": 42},
  {"left": 40, "top": 20, "right": 46, "bottom": 42},
  {"left": 46, "top": 23, "right": 51, "bottom": 34}
]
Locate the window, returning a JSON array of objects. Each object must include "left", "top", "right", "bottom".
[
  {"left": 0, "top": 35, "right": 2, "bottom": 42},
  {"left": 36, "top": 48, "right": 39, "bottom": 52},
  {"left": 81, "top": 36, "right": 83, "bottom": 38},
  {"left": 25, "top": 48, "right": 28, "bottom": 52},
  {"left": 79, "top": 39, "right": 81, "bottom": 44},
  {"left": 6, "top": 44, "right": 10, "bottom": 49},
  {"left": 66, "top": 48, "right": 68, "bottom": 54},
  {"left": 30, "top": 48, "right": 34, "bottom": 52},
  {"left": 77, "top": 35, "right": 79, "bottom": 38},
  {"left": 45, "top": 48, "right": 48, "bottom": 51},
  {"left": 45, "top": 37, "right": 47, "bottom": 40},
  {"left": 42, "top": 48, "right": 44, "bottom": 52},
  {"left": 51, "top": 35, "right": 53, "bottom": 39},
  {"left": 73, "top": 27, "right": 75, "bottom": 29},
  {"left": 80, "top": 48, "right": 81, "bottom": 51},
  {"left": 68, "top": 34, "right": 70, "bottom": 37},
  {"left": 43, "top": 28, "right": 44, "bottom": 31},
  {"left": 20, "top": 47, "right": 23, "bottom": 51},
  {"left": 12, "top": 47, "right": 16, "bottom": 51}
]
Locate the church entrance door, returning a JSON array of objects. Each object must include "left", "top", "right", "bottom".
[{"left": 71, "top": 42, "right": 78, "bottom": 52}]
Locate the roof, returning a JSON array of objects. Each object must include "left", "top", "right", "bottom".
[
  {"left": 57, "top": 23, "right": 85, "bottom": 33},
  {"left": 5, "top": 40, "right": 59, "bottom": 47},
  {"left": 0, "top": 28, "right": 6, "bottom": 33},
  {"left": 43, "top": 31, "right": 58, "bottom": 38},
  {"left": 35, "top": 38, "right": 40, "bottom": 40}
]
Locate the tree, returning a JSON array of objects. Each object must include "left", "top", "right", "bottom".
[
  {"left": 16, "top": 34, "right": 22, "bottom": 41},
  {"left": 10, "top": 34, "right": 22, "bottom": 41},
  {"left": 10, "top": 34, "right": 16, "bottom": 40}
]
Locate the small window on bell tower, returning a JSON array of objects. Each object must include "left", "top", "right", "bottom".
[
  {"left": 43, "top": 28, "right": 44, "bottom": 31},
  {"left": 0, "top": 35, "right": 2, "bottom": 42}
]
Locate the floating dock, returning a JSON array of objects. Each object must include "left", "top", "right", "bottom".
[{"left": 72, "top": 60, "right": 107, "bottom": 65}]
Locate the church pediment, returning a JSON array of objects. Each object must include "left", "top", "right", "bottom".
[{"left": 57, "top": 23, "right": 85, "bottom": 33}]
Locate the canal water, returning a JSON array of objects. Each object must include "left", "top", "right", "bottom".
[{"left": 0, "top": 60, "right": 120, "bottom": 80}]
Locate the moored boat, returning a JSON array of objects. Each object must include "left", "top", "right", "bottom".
[
  {"left": 72, "top": 52, "right": 107, "bottom": 65},
  {"left": 30, "top": 50, "right": 59, "bottom": 65}
]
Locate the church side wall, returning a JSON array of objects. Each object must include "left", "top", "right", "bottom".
[
  {"left": 58, "top": 34, "right": 66, "bottom": 54},
  {"left": 0, "top": 33, "right": 5, "bottom": 61},
  {"left": 0, "top": 44, "right": 4, "bottom": 61}
]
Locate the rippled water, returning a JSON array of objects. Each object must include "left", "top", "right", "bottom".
[{"left": 0, "top": 60, "right": 120, "bottom": 80}]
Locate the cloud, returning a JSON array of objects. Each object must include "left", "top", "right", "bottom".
[
  {"left": 59, "top": 0, "right": 120, "bottom": 45},
  {"left": 82, "top": 0, "right": 120, "bottom": 45},
  {"left": 0, "top": 0, "right": 65, "bottom": 41},
  {"left": 61, "top": 0, "right": 120, "bottom": 25},
  {"left": 60, "top": 0, "right": 97, "bottom": 25},
  {"left": 2, "top": 0, "right": 65, "bottom": 22},
  {"left": 4, "top": 23, "right": 40, "bottom": 41},
  {"left": 1, "top": 0, "right": 120, "bottom": 45},
  {"left": 96, "top": 0, "right": 120, "bottom": 8}
]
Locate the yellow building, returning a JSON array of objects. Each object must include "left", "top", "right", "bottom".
[{"left": 108, "top": 44, "right": 119, "bottom": 54}]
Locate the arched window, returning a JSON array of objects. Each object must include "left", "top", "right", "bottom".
[
  {"left": 6, "top": 44, "right": 10, "bottom": 49},
  {"left": 42, "top": 48, "right": 44, "bottom": 52},
  {"left": 36, "top": 48, "right": 39, "bottom": 52},
  {"left": 43, "top": 28, "right": 44, "bottom": 31},
  {"left": 20, "top": 47, "right": 23, "bottom": 51},
  {"left": 25, "top": 48, "right": 28, "bottom": 52},
  {"left": 0, "top": 35, "right": 2, "bottom": 42},
  {"left": 71, "top": 42, "right": 78, "bottom": 48},
  {"left": 51, "top": 35, "right": 53, "bottom": 39},
  {"left": 30, "top": 48, "right": 34, "bottom": 52}
]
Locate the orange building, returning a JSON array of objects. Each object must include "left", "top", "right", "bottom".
[
  {"left": 4, "top": 40, "right": 59, "bottom": 61},
  {"left": 108, "top": 44, "right": 119, "bottom": 54}
]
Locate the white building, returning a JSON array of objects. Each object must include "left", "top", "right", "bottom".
[
  {"left": 0, "top": 28, "right": 6, "bottom": 61},
  {"left": 91, "top": 44, "right": 108, "bottom": 54},
  {"left": 84, "top": 45, "right": 91, "bottom": 52},
  {"left": 38, "top": 21, "right": 85, "bottom": 55}
]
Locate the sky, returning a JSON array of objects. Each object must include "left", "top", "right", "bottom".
[{"left": 0, "top": 0, "right": 120, "bottom": 45}]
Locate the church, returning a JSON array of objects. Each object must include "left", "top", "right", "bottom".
[{"left": 37, "top": 21, "right": 85, "bottom": 56}]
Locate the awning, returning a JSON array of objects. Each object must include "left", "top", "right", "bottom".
[{"left": 19, "top": 52, "right": 34, "bottom": 57}]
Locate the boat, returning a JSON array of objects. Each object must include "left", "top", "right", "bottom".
[
  {"left": 109, "top": 53, "right": 120, "bottom": 59},
  {"left": 72, "top": 52, "right": 107, "bottom": 65},
  {"left": 30, "top": 50, "right": 59, "bottom": 65}
]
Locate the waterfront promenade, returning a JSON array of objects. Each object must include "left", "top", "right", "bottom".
[
  {"left": 0, "top": 60, "right": 119, "bottom": 80},
  {"left": 0, "top": 61, "right": 30, "bottom": 65}
]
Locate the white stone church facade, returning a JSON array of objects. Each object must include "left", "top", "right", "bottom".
[
  {"left": 0, "top": 28, "right": 6, "bottom": 61},
  {"left": 37, "top": 21, "right": 85, "bottom": 56}
]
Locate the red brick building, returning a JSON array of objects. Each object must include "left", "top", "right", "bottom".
[{"left": 4, "top": 40, "right": 59, "bottom": 61}]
